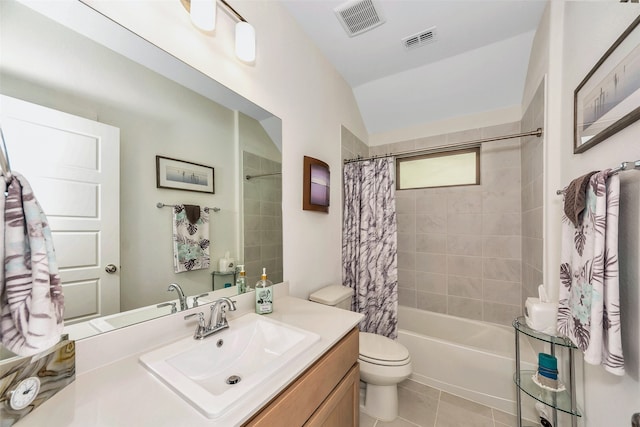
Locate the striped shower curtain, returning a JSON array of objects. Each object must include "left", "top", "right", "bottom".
[{"left": 342, "top": 157, "right": 398, "bottom": 339}]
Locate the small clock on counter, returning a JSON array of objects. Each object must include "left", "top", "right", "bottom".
[{"left": 0, "top": 336, "right": 75, "bottom": 426}]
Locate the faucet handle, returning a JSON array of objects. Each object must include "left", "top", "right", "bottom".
[
  {"left": 192, "top": 293, "right": 208, "bottom": 307},
  {"left": 157, "top": 302, "right": 177, "bottom": 314},
  {"left": 184, "top": 312, "right": 205, "bottom": 326}
]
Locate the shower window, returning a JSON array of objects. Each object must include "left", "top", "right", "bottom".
[{"left": 396, "top": 147, "right": 480, "bottom": 190}]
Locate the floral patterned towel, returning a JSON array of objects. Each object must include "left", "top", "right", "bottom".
[
  {"left": 172, "top": 205, "right": 210, "bottom": 273},
  {"left": 557, "top": 170, "right": 624, "bottom": 376}
]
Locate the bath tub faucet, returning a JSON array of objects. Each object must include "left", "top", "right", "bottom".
[{"left": 167, "top": 283, "right": 188, "bottom": 311}]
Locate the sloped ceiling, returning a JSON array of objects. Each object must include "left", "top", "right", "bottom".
[{"left": 280, "top": 0, "right": 547, "bottom": 136}]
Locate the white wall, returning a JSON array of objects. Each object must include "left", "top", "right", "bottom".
[
  {"left": 82, "top": 0, "right": 369, "bottom": 299},
  {"left": 536, "top": 2, "right": 640, "bottom": 425}
]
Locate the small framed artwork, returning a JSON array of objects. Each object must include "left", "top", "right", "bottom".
[
  {"left": 574, "top": 15, "right": 640, "bottom": 153},
  {"left": 303, "top": 155, "right": 330, "bottom": 213},
  {"left": 156, "top": 155, "right": 215, "bottom": 193}
]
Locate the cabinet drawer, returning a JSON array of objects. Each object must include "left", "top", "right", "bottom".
[{"left": 243, "top": 327, "right": 359, "bottom": 427}]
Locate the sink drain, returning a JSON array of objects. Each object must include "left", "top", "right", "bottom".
[{"left": 226, "top": 375, "right": 241, "bottom": 385}]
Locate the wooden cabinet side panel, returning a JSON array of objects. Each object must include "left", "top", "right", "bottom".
[
  {"left": 304, "top": 363, "right": 359, "bottom": 427},
  {"left": 243, "top": 328, "right": 358, "bottom": 427}
]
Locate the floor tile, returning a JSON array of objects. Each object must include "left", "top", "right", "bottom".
[
  {"left": 397, "top": 386, "right": 439, "bottom": 426},
  {"left": 360, "top": 412, "right": 377, "bottom": 427},
  {"left": 376, "top": 417, "right": 423, "bottom": 427},
  {"left": 439, "top": 392, "right": 493, "bottom": 418},
  {"left": 492, "top": 408, "right": 517, "bottom": 426},
  {"left": 399, "top": 379, "right": 441, "bottom": 400},
  {"left": 434, "top": 399, "right": 494, "bottom": 427}
]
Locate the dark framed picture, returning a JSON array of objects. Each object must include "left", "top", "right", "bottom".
[
  {"left": 156, "top": 155, "right": 215, "bottom": 193},
  {"left": 574, "top": 15, "right": 640, "bottom": 153},
  {"left": 302, "top": 155, "right": 330, "bottom": 213}
]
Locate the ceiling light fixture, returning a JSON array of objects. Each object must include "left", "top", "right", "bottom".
[{"left": 180, "top": 0, "right": 256, "bottom": 63}]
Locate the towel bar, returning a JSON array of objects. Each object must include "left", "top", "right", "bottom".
[{"left": 156, "top": 202, "right": 220, "bottom": 212}]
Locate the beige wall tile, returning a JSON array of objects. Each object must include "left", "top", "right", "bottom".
[
  {"left": 447, "top": 255, "right": 483, "bottom": 278},
  {"left": 448, "top": 213, "right": 483, "bottom": 235},
  {"left": 447, "top": 191, "right": 482, "bottom": 214},
  {"left": 398, "top": 288, "right": 417, "bottom": 308},
  {"left": 397, "top": 213, "right": 416, "bottom": 233},
  {"left": 447, "top": 296, "right": 483, "bottom": 320},
  {"left": 417, "top": 291, "right": 447, "bottom": 313},
  {"left": 448, "top": 235, "right": 483, "bottom": 256},
  {"left": 483, "top": 279, "right": 521, "bottom": 305},
  {"left": 398, "top": 232, "right": 416, "bottom": 252},
  {"left": 416, "top": 192, "right": 447, "bottom": 215},
  {"left": 416, "top": 213, "right": 447, "bottom": 233},
  {"left": 416, "top": 272, "right": 447, "bottom": 294},
  {"left": 396, "top": 195, "right": 416, "bottom": 214},
  {"left": 398, "top": 251, "right": 416, "bottom": 270},
  {"left": 448, "top": 275, "right": 482, "bottom": 299},
  {"left": 398, "top": 268, "right": 416, "bottom": 290},
  {"left": 483, "top": 258, "right": 521, "bottom": 282},
  {"left": 483, "top": 213, "right": 521, "bottom": 236},
  {"left": 482, "top": 235, "right": 522, "bottom": 259},
  {"left": 416, "top": 233, "right": 447, "bottom": 253},
  {"left": 416, "top": 252, "right": 447, "bottom": 274},
  {"left": 482, "top": 190, "right": 521, "bottom": 214}
]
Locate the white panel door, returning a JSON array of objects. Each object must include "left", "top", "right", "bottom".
[{"left": 0, "top": 95, "right": 120, "bottom": 324}]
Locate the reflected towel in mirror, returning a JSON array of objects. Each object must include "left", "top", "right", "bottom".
[{"left": 172, "top": 205, "right": 210, "bottom": 273}]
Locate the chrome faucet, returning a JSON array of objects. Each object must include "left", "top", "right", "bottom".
[
  {"left": 167, "top": 283, "right": 188, "bottom": 311},
  {"left": 184, "top": 297, "right": 237, "bottom": 340},
  {"left": 208, "top": 297, "right": 237, "bottom": 330}
]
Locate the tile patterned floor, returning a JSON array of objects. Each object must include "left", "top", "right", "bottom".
[{"left": 359, "top": 380, "right": 519, "bottom": 427}]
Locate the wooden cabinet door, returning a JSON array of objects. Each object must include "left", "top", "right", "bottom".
[{"left": 304, "top": 363, "right": 360, "bottom": 427}]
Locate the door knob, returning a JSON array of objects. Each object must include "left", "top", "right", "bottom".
[{"left": 105, "top": 264, "right": 118, "bottom": 274}]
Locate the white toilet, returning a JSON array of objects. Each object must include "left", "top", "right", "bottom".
[{"left": 309, "top": 285, "right": 412, "bottom": 422}]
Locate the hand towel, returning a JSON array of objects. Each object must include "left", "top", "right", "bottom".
[
  {"left": 562, "top": 170, "right": 598, "bottom": 227},
  {"left": 172, "top": 204, "right": 210, "bottom": 273},
  {"left": 0, "top": 173, "right": 64, "bottom": 356},
  {"left": 557, "top": 170, "right": 624, "bottom": 376}
]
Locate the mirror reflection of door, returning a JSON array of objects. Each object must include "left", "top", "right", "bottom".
[{"left": 1, "top": 95, "right": 120, "bottom": 324}]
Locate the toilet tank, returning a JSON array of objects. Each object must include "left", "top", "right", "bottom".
[{"left": 309, "top": 285, "right": 353, "bottom": 310}]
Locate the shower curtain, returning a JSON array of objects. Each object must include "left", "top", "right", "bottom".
[{"left": 342, "top": 157, "right": 398, "bottom": 339}]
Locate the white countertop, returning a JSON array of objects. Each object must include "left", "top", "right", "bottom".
[{"left": 18, "top": 284, "right": 363, "bottom": 426}]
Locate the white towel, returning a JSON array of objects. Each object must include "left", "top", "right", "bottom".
[
  {"left": 0, "top": 173, "right": 64, "bottom": 356},
  {"left": 172, "top": 204, "right": 211, "bottom": 273},
  {"left": 557, "top": 170, "right": 624, "bottom": 375}
]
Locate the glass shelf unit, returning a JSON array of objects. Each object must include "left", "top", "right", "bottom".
[
  {"left": 513, "top": 316, "right": 581, "bottom": 427},
  {"left": 211, "top": 270, "right": 238, "bottom": 290}
]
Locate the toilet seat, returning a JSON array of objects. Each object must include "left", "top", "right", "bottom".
[{"left": 359, "top": 332, "right": 410, "bottom": 366}]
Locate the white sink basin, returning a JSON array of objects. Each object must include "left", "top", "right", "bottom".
[{"left": 139, "top": 312, "right": 320, "bottom": 418}]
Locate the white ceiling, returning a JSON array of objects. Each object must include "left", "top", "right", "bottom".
[{"left": 280, "top": 0, "right": 547, "bottom": 136}]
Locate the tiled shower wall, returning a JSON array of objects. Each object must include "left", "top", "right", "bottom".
[
  {"left": 520, "top": 81, "right": 545, "bottom": 304},
  {"left": 341, "top": 125, "right": 369, "bottom": 162},
  {"left": 242, "top": 151, "right": 283, "bottom": 286},
  {"left": 371, "top": 124, "right": 523, "bottom": 325}
]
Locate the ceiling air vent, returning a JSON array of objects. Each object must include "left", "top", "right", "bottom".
[
  {"left": 402, "top": 27, "right": 437, "bottom": 50},
  {"left": 334, "top": 0, "right": 386, "bottom": 37}
]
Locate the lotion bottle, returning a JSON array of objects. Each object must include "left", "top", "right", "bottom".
[
  {"left": 254, "top": 268, "right": 273, "bottom": 314},
  {"left": 236, "top": 265, "right": 247, "bottom": 294}
]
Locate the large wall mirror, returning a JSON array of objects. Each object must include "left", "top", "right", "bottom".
[{"left": 0, "top": 0, "right": 282, "bottom": 354}]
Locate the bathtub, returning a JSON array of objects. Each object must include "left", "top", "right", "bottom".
[{"left": 397, "top": 306, "right": 537, "bottom": 417}]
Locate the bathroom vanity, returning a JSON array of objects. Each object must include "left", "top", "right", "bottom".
[{"left": 16, "top": 283, "right": 363, "bottom": 426}]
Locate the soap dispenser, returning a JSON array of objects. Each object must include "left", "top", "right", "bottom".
[
  {"left": 255, "top": 268, "right": 273, "bottom": 314},
  {"left": 236, "top": 265, "right": 247, "bottom": 294}
]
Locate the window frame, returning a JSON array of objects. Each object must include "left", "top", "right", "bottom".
[{"left": 395, "top": 146, "right": 480, "bottom": 190}]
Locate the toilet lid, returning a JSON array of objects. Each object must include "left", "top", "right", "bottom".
[{"left": 359, "top": 332, "right": 410, "bottom": 364}]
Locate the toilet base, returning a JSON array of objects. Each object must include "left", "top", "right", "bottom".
[{"left": 361, "top": 383, "right": 399, "bottom": 422}]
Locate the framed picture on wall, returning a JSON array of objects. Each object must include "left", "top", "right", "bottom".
[
  {"left": 574, "top": 15, "right": 640, "bottom": 153},
  {"left": 303, "top": 155, "right": 330, "bottom": 213},
  {"left": 156, "top": 155, "right": 215, "bottom": 193}
]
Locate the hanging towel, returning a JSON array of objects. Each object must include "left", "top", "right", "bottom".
[
  {"left": 563, "top": 170, "right": 598, "bottom": 227},
  {"left": 0, "top": 173, "right": 64, "bottom": 356},
  {"left": 557, "top": 170, "right": 624, "bottom": 375},
  {"left": 172, "top": 204, "right": 210, "bottom": 273}
]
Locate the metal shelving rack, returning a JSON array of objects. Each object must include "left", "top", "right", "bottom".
[{"left": 513, "top": 316, "right": 581, "bottom": 427}]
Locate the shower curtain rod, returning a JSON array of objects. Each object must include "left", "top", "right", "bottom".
[
  {"left": 343, "top": 127, "right": 543, "bottom": 164},
  {"left": 555, "top": 160, "right": 640, "bottom": 195},
  {"left": 246, "top": 172, "right": 281, "bottom": 180}
]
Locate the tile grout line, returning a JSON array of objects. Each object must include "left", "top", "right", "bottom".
[{"left": 433, "top": 389, "right": 442, "bottom": 427}]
